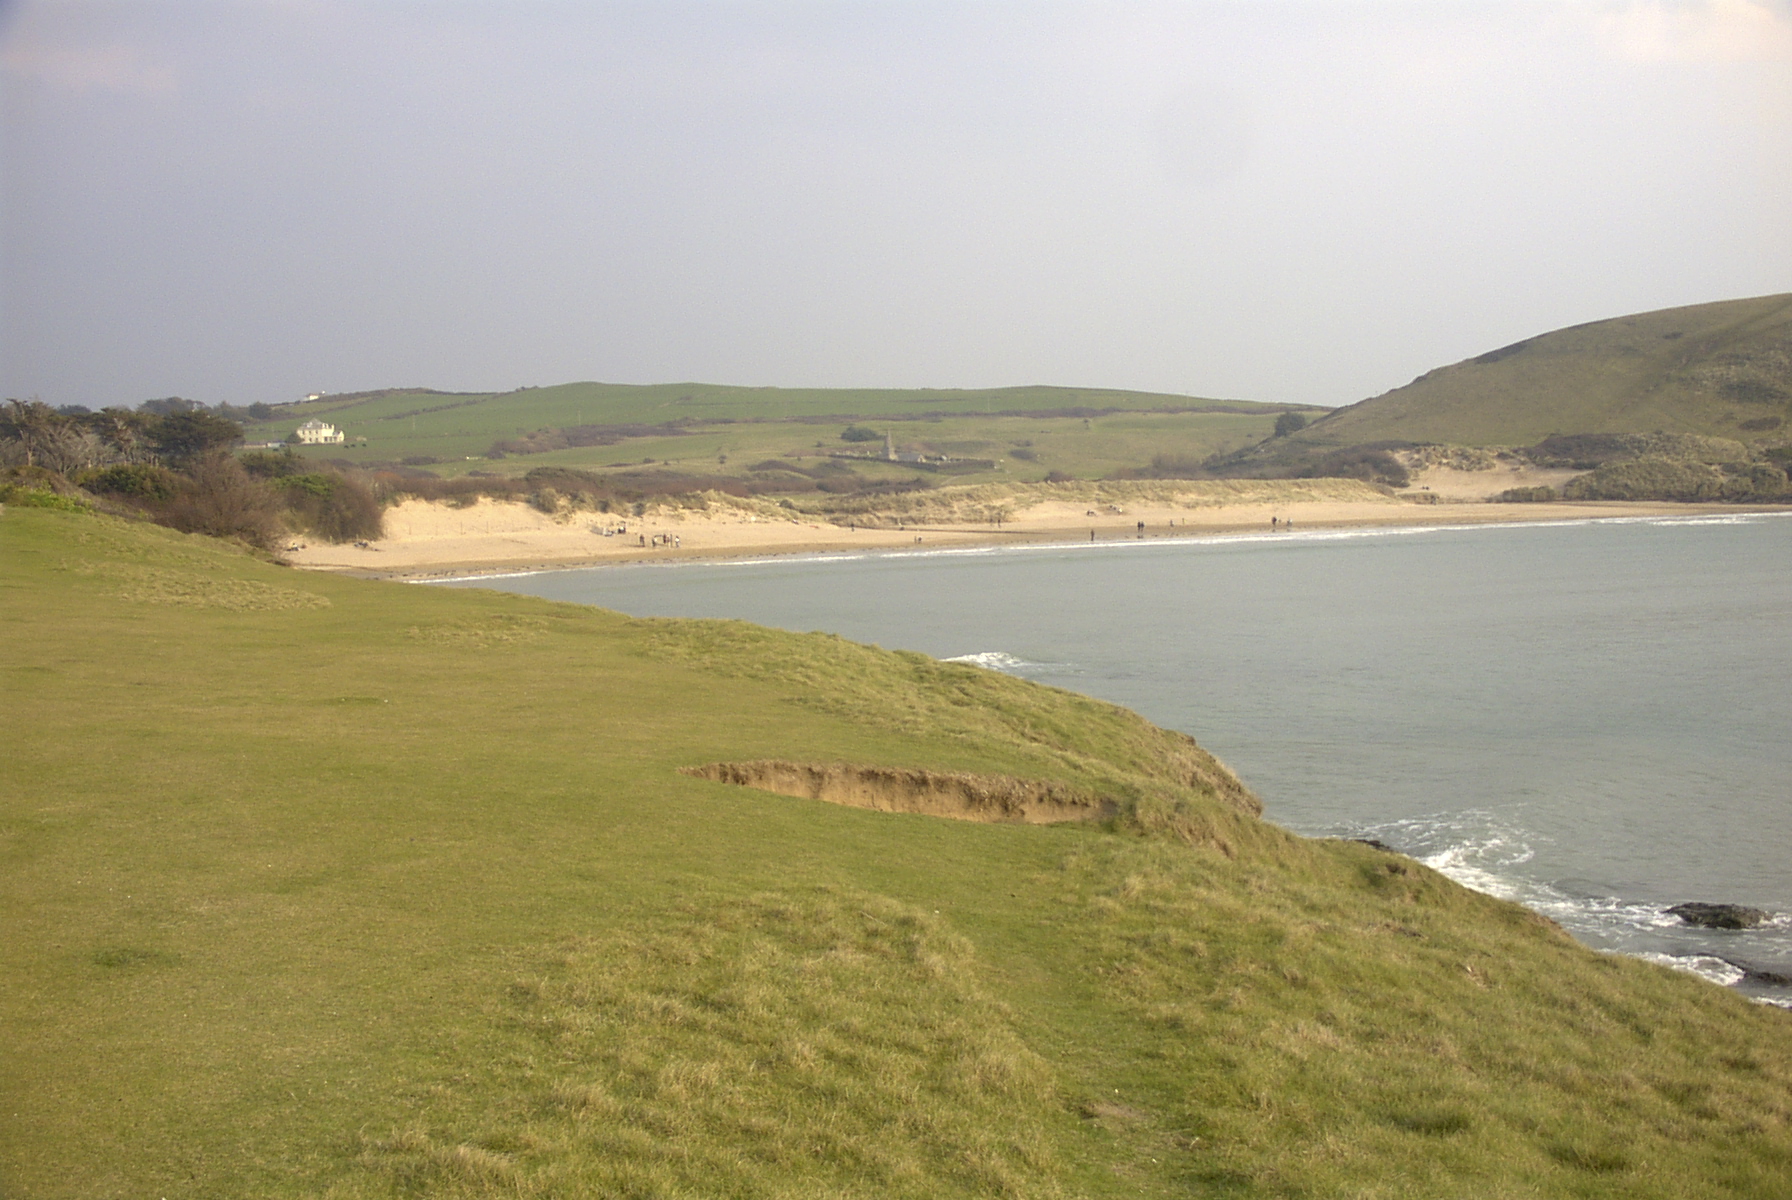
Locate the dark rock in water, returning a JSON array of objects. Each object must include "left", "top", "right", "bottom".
[
  {"left": 1717, "top": 956, "right": 1792, "bottom": 988},
  {"left": 1744, "top": 966, "right": 1792, "bottom": 988},
  {"left": 1666, "top": 902, "right": 1769, "bottom": 930}
]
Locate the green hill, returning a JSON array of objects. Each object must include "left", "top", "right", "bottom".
[
  {"left": 4, "top": 505, "right": 1791, "bottom": 1198},
  {"left": 242, "top": 383, "right": 1305, "bottom": 491},
  {"left": 1301, "top": 293, "right": 1792, "bottom": 448},
  {"left": 249, "top": 383, "right": 1287, "bottom": 460}
]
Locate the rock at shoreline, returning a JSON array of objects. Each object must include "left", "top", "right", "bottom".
[
  {"left": 1744, "top": 965, "right": 1792, "bottom": 988},
  {"left": 1666, "top": 902, "right": 1770, "bottom": 930}
]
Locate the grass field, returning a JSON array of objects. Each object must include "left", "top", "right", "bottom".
[
  {"left": 1300, "top": 293, "right": 1792, "bottom": 448},
  {"left": 239, "top": 383, "right": 1304, "bottom": 487},
  {"left": 4, "top": 505, "right": 1791, "bottom": 1198}
]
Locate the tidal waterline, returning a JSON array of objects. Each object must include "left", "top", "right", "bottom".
[{"left": 440, "top": 513, "right": 1792, "bottom": 997}]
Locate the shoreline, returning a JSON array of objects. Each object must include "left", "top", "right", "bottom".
[{"left": 286, "top": 493, "right": 1792, "bottom": 582}]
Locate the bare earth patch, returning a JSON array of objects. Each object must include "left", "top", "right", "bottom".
[{"left": 683, "top": 760, "right": 1119, "bottom": 824}]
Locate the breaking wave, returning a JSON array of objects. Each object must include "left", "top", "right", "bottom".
[{"left": 1326, "top": 808, "right": 1792, "bottom": 1006}]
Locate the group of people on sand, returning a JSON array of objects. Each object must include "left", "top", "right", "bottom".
[
  {"left": 640, "top": 532, "right": 681, "bottom": 549},
  {"left": 1271, "top": 516, "right": 1293, "bottom": 531}
]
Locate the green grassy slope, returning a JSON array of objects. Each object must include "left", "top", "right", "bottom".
[
  {"left": 244, "top": 383, "right": 1290, "bottom": 464},
  {"left": 1300, "top": 293, "right": 1792, "bottom": 448},
  {"left": 4, "top": 508, "right": 1791, "bottom": 1198}
]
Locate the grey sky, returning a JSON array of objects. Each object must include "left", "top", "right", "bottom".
[{"left": 3, "top": 1, "right": 1788, "bottom": 409}]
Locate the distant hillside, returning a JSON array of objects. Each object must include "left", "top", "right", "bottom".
[
  {"left": 249, "top": 382, "right": 1284, "bottom": 446},
  {"left": 240, "top": 382, "right": 1306, "bottom": 490},
  {"left": 1301, "top": 293, "right": 1792, "bottom": 448}
]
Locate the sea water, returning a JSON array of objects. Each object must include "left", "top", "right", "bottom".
[{"left": 437, "top": 513, "right": 1792, "bottom": 1003}]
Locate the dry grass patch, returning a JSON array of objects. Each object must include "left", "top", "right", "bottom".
[{"left": 405, "top": 615, "right": 548, "bottom": 647}]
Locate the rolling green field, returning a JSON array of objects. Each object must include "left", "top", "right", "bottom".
[
  {"left": 242, "top": 384, "right": 1303, "bottom": 487},
  {"left": 4, "top": 505, "right": 1791, "bottom": 1198},
  {"left": 1299, "top": 293, "right": 1792, "bottom": 449}
]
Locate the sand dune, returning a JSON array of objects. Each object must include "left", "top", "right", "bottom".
[{"left": 284, "top": 481, "right": 1740, "bottom": 580}]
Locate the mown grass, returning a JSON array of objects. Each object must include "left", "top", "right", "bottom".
[{"left": 3, "top": 506, "right": 1790, "bottom": 1198}]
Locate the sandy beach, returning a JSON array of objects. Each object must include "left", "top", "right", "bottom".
[{"left": 284, "top": 469, "right": 1776, "bottom": 580}]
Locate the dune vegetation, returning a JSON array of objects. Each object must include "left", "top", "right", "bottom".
[{"left": 4, "top": 503, "right": 1790, "bottom": 1198}]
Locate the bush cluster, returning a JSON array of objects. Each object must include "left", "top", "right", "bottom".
[{"left": 1561, "top": 457, "right": 1791, "bottom": 502}]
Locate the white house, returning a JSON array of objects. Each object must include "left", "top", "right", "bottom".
[{"left": 293, "top": 419, "right": 345, "bottom": 445}]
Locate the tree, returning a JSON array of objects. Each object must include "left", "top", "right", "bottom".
[
  {"left": 1274, "top": 410, "right": 1309, "bottom": 438},
  {"left": 150, "top": 410, "right": 243, "bottom": 463},
  {"left": 0, "top": 400, "right": 59, "bottom": 467},
  {"left": 139, "top": 397, "right": 202, "bottom": 416},
  {"left": 90, "top": 408, "right": 159, "bottom": 464}
]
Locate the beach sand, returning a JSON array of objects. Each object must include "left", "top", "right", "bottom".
[{"left": 285, "top": 475, "right": 1770, "bottom": 580}]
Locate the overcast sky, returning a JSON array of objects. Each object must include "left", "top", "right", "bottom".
[{"left": 2, "top": 1, "right": 1788, "bottom": 409}]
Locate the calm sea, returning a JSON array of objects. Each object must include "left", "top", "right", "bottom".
[{"left": 437, "top": 513, "right": 1792, "bottom": 1003}]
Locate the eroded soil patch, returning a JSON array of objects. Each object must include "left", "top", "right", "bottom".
[{"left": 682, "top": 760, "right": 1117, "bottom": 824}]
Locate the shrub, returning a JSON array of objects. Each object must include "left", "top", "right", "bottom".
[
  {"left": 81, "top": 463, "right": 180, "bottom": 501},
  {"left": 1496, "top": 485, "right": 1556, "bottom": 502},
  {"left": 840, "top": 425, "right": 882, "bottom": 442},
  {"left": 1302, "top": 447, "right": 1410, "bottom": 488},
  {"left": 159, "top": 454, "right": 284, "bottom": 549},
  {"left": 0, "top": 485, "right": 92, "bottom": 512},
  {"left": 1273, "top": 411, "right": 1309, "bottom": 437},
  {"left": 1562, "top": 457, "right": 1724, "bottom": 502},
  {"left": 1720, "top": 462, "right": 1790, "bottom": 500},
  {"left": 1529, "top": 433, "right": 1749, "bottom": 469},
  {"left": 239, "top": 448, "right": 307, "bottom": 479},
  {"left": 276, "top": 471, "right": 383, "bottom": 542}
]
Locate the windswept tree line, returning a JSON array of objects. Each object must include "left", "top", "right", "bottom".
[{"left": 0, "top": 398, "right": 380, "bottom": 548}]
